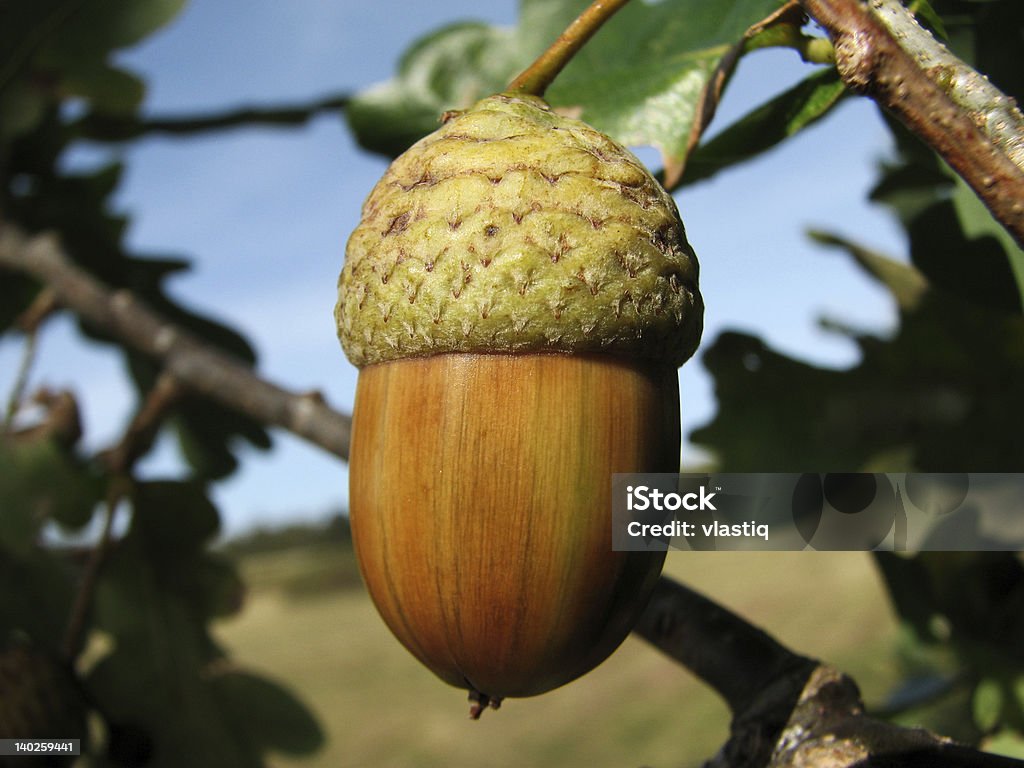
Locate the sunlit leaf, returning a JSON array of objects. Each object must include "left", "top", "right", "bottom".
[
  {"left": 348, "top": 0, "right": 787, "bottom": 169},
  {"left": 534, "top": 0, "right": 782, "bottom": 173},
  {"left": 346, "top": 22, "right": 522, "bottom": 158}
]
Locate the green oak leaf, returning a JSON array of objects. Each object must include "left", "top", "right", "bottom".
[
  {"left": 0, "top": 0, "right": 187, "bottom": 139},
  {"left": 346, "top": 22, "right": 522, "bottom": 158},
  {"left": 86, "top": 481, "right": 321, "bottom": 767},
  {"left": 348, "top": 0, "right": 789, "bottom": 172},
  {"left": 682, "top": 67, "right": 847, "bottom": 187}
]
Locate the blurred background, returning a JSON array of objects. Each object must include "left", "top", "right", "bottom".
[
  {"left": 3, "top": 1, "right": 1022, "bottom": 766},
  {"left": 1, "top": 0, "right": 903, "bottom": 535}
]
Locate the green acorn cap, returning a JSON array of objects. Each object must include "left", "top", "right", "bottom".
[{"left": 336, "top": 93, "right": 702, "bottom": 368}]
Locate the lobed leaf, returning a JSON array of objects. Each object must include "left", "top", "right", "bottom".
[
  {"left": 0, "top": 0, "right": 187, "bottom": 139},
  {"left": 86, "top": 481, "right": 321, "bottom": 767}
]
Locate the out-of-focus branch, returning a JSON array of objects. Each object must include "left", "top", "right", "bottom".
[
  {"left": 800, "top": 0, "right": 1024, "bottom": 247},
  {"left": 63, "top": 373, "right": 186, "bottom": 661},
  {"left": 2, "top": 289, "right": 59, "bottom": 427},
  {"left": 0, "top": 225, "right": 351, "bottom": 459},
  {"left": 635, "top": 577, "right": 1024, "bottom": 768},
  {"left": 73, "top": 94, "right": 351, "bottom": 141},
  {"left": 98, "top": 372, "right": 185, "bottom": 475}
]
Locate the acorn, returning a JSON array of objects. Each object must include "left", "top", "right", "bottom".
[{"left": 335, "top": 93, "right": 702, "bottom": 715}]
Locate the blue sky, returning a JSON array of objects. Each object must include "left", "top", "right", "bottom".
[{"left": 1, "top": 0, "right": 907, "bottom": 536}]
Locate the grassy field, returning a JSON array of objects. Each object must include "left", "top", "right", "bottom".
[{"left": 214, "top": 539, "right": 901, "bottom": 768}]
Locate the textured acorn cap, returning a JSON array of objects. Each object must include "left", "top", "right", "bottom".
[{"left": 336, "top": 93, "right": 702, "bottom": 368}]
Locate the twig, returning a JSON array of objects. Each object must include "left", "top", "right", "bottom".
[
  {"left": 3, "top": 330, "right": 38, "bottom": 429},
  {"left": 3, "top": 288, "right": 59, "bottom": 429},
  {"left": 507, "top": 0, "right": 631, "bottom": 97},
  {"left": 98, "top": 372, "right": 185, "bottom": 474},
  {"left": 869, "top": 0, "right": 1024, "bottom": 171},
  {"left": 0, "top": 225, "right": 352, "bottom": 459},
  {"left": 62, "top": 481, "right": 122, "bottom": 661},
  {"left": 62, "top": 373, "right": 186, "bottom": 661},
  {"left": 634, "top": 576, "right": 817, "bottom": 717},
  {"left": 800, "top": 0, "right": 1024, "bottom": 247},
  {"left": 14, "top": 286, "right": 59, "bottom": 333},
  {"left": 635, "top": 577, "right": 1024, "bottom": 768},
  {"left": 669, "top": 1, "right": 809, "bottom": 187},
  {"left": 73, "top": 94, "right": 351, "bottom": 142}
]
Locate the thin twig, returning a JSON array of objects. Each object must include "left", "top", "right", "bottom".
[
  {"left": 3, "top": 329, "right": 38, "bottom": 429},
  {"left": 869, "top": 0, "right": 1024, "bottom": 171},
  {"left": 507, "top": 0, "right": 631, "bottom": 97},
  {"left": 98, "top": 372, "right": 185, "bottom": 473},
  {"left": 14, "top": 286, "right": 59, "bottom": 332},
  {"left": 73, "top": 94, "right": 351, "bottom": 142},
  {"left": 61, "top": 372, "right": 186, "bottom": 661},
  {"left": 800, "top": 0, "right": 1024, "bottom": 246},
  {"left": 62, "top": 481, "right": 122, "bottom": 661},
  {"left": 3, "top": 288, "right": 59, "bottom": 429},
  {"left": 0, "top": 225, "right": 352, "bottom": 459},
  {"left": 669, "top": 1, "right": 808, "bottom": 187}
]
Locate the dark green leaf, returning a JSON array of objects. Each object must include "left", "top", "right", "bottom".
[
  {"left": 682, "top": 67, "right": 847, "bottom": 186},
  {"left": 0, "top": 438, "right": 100, "bottom": 551},
  {"left": 807, "top": 230, "right": 928, "bottom": 311},
  {"left": 131, "top": 480, "right": 220, "bottom": 555},
  {"left": 0, "top": 79, "right": 48, "bottom": 141},
  {"left": 86, "top": 481, "right": 319, "bottom": 767},
  {"left": 61, "top": 63, "right": 145, "bottom": 116},
  {"left": 869, "top": 114, "right": 1022, "bottom": 312},
  {"left": 0, "top": 550, "right": 77, "bottom": 651},
  {"left": 39, "top": 0, "right": 188, "bottom": 61},
  {"left": 0, "top": 0, "right": 187, "bottom": 138},
  {"left": 873, "top": 553, "right": 939, "bottom": 641},
  {"left": 909, "top": 0, "right": 949, "bottom": 40},
  {"left": 949, "top": 173, "right": 1024, "bottom": 307}
]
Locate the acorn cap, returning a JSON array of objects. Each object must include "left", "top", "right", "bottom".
[{"left": 336, "top": 93, "right": 702, "bottom": 368}]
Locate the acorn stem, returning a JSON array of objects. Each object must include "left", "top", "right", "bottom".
[
  {"left": 468, "top": 689, "right": 503, "bottom": 719},
  {"left": 507, "top": 0, "right": 632, "bottom": 97}
]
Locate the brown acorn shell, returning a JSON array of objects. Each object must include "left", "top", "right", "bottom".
[{"left": 348, "top": 352, "right": 676, "bottom": 699}]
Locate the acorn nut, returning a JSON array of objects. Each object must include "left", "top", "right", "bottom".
[{"left": 335, "top": 92, "right": 703, "bottom": 715}]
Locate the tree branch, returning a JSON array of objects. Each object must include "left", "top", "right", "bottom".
[
  {"left": 800, "top": 0, "right": 1024, "bottom": 247},
  {"left": 0, "top": 225, "right": 351, "bottom": 459},
  {"left": 72, "top": 94, "right": 351, "bottom": 142},
  {"left": 635, "top": 577, "right": 1024, "bottom": 768}
]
